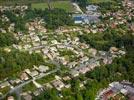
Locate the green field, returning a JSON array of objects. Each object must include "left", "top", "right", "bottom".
[
  {"left": 36, "top": 74, "right": 55, "bottom": 84},
  {"left": 0, "top": 0, "right": 60, "bottom": 5},
  {"left": 22, "top": 82, "right": 37, "bottom": 92},
  {"left": 88, "top": 0, "right": 113, "bottom": 4},
  {"left": 31, "top": 1, "right": 75, "bottom": 12}
]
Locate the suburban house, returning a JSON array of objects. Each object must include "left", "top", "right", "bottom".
[
  {"left": 38, "top": 65, "right": 49, "bottom": 73},
  {"left": 52, "top": 80, "right": 65, "bottom": 90},
  {"left": 0, "top": 81, "right": 10, "bottom": 89},
  {"left": 20, "top": 72, "right": 29, "bottom": 81},
  {"left": 86, "top": 5, "right": 98, "bottom": 11},
  {"left": 70, "top": 70, "right": 79, "bottom": 77}
]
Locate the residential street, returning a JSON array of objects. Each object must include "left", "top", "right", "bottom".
[{"left": 0, "top": 60, "right": 60, "bottom": 100}]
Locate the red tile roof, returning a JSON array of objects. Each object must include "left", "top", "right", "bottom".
[{"left": 103, "top": 90, "right": 114, "bottom": 100}]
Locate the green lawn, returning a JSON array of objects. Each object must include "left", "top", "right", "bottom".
[
  {"left": 0, "top": 86, "right": 10, "bottom": 95},
  {"left": 36, "top": 74, "right": 55, "bottom": 84},
  {"left": 22, "top": 82, "right": 36, "bottom": 92},
  {"left": 31, "top": 1, "right": 75, "bottom": 12},
  {"left": 88, "top": 0, "right": 113, "bottom": 4}
]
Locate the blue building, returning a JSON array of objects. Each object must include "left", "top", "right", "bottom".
[
  {"left": 73, "top": 14, "right": 99, "bottom": 24},
  {"left": 74, "top": 16, "right": 83, "bottom": 24}
]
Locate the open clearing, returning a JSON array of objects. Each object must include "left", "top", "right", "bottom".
[{"left": 31, "top": 1, "right": 75, "bottom": 12}]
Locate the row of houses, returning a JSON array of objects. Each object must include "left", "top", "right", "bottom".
[
  {"left": 69, "top": 46, "right": 126, "bottom": 78},
  {"left": 18, "top": 74, "right": 85, "bottom": 100},
  {"left": 96, "top": 81, "right": 134, "bottom": 100},
  {"left": 0, "top": 5, "right": 28, "bottom": 12},
  {"left": 0, "top": 65, "right": 49, "bottom": 96}
]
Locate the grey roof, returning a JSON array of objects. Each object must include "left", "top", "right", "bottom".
[
  {"left": 70, "top": 70, "right": 79, "bottom": 76},
  {"left": 38, "top": 65, "right": 49, "bottom": 72},
  {"left": 86, "top": 5, "right": 98, "bottom": 11}
]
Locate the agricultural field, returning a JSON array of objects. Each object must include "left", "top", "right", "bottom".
[
  {"left": 31, "top": 1, "right": 75, "bottom": 12},
  {"left": 0, "top": 0, "right": 43, "bottom": 5},
  {"left": 0, "top": 0, "right": 71, "bottom": 5}
]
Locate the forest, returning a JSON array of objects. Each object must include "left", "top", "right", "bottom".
[{"left": 0, "top": 49, "right": 45, "bottom": 80}]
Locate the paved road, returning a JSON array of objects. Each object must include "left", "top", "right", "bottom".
[
  {"left": 11, "top": 61, "right": 60, "bottom": 93},
  {"left": 0, "top": 61, "right": 60, "bottom": 100}
]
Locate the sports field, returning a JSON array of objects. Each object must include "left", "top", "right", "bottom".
[{"left": 31, "top": 1, "right": 75, "bottom": 12}]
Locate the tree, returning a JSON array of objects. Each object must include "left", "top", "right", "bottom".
[
  {"left": 47, "top": 0, "right": 52, "bottom": 10},
  {"left": 43, "top": 9, "right": 73, "bottom": 29},
  {"left": 77, "top": 0, "right": 87, "bottom": 8},
  {"left": 71, "top": 79, "right": 80, "bottom": 93},
  {"left": 0, "top": 49, "right": 45, "bottom": 80},
  {"left": 0, "top": 33, "right": 17, "bottom": 47},
  {"left": 76, "top": 93, "right": 83, "bottom": 100}
]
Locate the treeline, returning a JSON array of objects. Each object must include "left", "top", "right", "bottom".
[
  {"left": 76, "top": 0, "right": 88, "bottom": 8},
  {"left": 4, "top": 11, "right": 28, "bottom": 32},
  {"left": 78, "top": 28, "right": 134, "bottom": 51},
  {"left": 42, "top": 8, "right": 73, "bottom": 29},
  {"left": 97, "top": 1, "right": 123, "bottom": 13},
  {"left": 0, "top": 49, "right": 45, "bottom": 80},
  {"left": 2, "top": 8, "right": 73, "bottom": 31}
]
